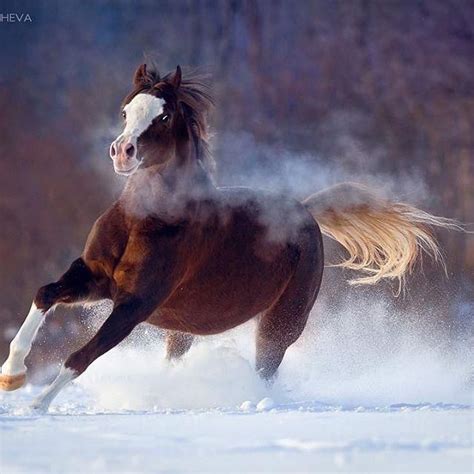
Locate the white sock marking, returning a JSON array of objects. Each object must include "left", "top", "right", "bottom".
[
  {"left": 1, "top": 303, "right": 49, "bottom": 376},
  {"left": 32, "top": 366, "right": 76, "bottom": 411}
]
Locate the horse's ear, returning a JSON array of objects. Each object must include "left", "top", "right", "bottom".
[
  {"left": 171, "top": 65, "right": 182, "bottom": 89},
  {"left": 133, "top": 64, "right": 148, "bottom": 87}
]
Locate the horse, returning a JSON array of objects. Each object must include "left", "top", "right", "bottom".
[{"left": 0, "top": 64, "right": 459, "bottom": 411}]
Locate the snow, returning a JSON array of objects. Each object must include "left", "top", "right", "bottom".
[
  {"left": 0, "top": 304, "right": 472, "bottom": 473},
  {"left": 0, "top": 387, "right": 471, "bottom": 473},
  {"left": 256, "top": 397, "right": 275, "bottom": 412}
]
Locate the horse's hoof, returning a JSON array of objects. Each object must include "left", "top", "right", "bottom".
[
  {"left": 0, "top": 373, "right": 26, "bottom": 391},
  {"left": 30, "top": 399, "right": 49, "bottom": 414}
]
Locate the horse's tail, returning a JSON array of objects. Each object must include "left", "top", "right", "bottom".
[{"left": 303, "top": 183, "right": 463, "bottom": 288}]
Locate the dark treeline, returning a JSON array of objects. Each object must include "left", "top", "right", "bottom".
[{"left": 0, "top": 0, "right": 472, "bottom": 358}]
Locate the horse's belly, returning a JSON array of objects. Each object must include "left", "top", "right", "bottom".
[{"left": 147, "top": 258, "right": 292, "bottom": 335}]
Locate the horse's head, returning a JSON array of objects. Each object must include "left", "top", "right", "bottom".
[{"left": 110, "top": 64, "right": 213, "bottom": 177}]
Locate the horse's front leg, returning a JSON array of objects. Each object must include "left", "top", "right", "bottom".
[
  {"left": 0, "top": 258, "right": 97, "bottom": 391},
  {"left": 33, "top": 226, "right": 184, "bottom": 411},
  {"left": 32, "top": 295, "right": 154, "bottom": 411}
]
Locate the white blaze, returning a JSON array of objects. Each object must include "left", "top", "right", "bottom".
[{"left": 122, "top": 93, "right": 165, "bottom": 138}]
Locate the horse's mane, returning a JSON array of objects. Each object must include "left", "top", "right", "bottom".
[{"left": 124, "top": 66, "right": 216, "bottom": 179}]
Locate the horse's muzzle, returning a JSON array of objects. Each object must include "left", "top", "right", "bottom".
[{"left": 110, "top": 135, "right": 141, "bottom": 175}]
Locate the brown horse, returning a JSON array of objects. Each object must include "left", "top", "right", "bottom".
[{"left": 0, "top": 64, "right": 459, "bottom": 410}]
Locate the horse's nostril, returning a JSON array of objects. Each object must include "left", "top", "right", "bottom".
[
  {"left": 110, "top": 143, "right": 116, "bottom": 157},
  {"left": 125, "top": 143, "right": 135, "bottom": 158}
]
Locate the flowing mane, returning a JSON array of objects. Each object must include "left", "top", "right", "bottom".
[{"left": 123, "top": 66, "right": 216, "bottom": 178}]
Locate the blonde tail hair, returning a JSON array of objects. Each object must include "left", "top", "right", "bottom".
[{"left": 303, "top": 183, "right": 463, "bottom": 289}]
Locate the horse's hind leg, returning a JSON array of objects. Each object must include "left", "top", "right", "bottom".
[
  {"left": 256, "top": 250, "right": 323, "bottom": 381},
  {"left": 256, "top": 303, "right": 312, "bottom": 381},
  {"left": 0, "top": 258, "right": 98, "bottom": 391},
  {"left": 166, "top": 331, "right": 194, "bottom": 361}
]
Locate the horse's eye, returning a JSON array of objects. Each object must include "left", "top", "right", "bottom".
[
  {"left": 122, "top": 111, "right": 126, "bottom": 119},
  {"left": 161, "top": 114, "right": 169, "bottom": 123}
]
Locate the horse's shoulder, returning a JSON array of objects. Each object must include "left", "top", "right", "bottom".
[
  {"left": 90, "top": 203, "right": 126, "bottom": 233},
  {"left": 83, "top": 203, "right": 127, "bottom": 263},
  {"left": 130, "top": 215, "right": 187, "bottom": 239}
]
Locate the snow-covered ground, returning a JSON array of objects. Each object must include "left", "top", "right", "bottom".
[
  {"left": 1, "top": 302, "right": 472, "bottom": 473},
  {"left": 1, "top": 389, "right": 471, "bottom": 473}
]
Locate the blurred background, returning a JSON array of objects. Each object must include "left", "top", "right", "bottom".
[{"left": 0, "top": 0, "right": 472, "bottom": 371}]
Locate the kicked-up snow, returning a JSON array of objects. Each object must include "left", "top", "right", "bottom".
[{"left": 0, "top": 299, "right": 472, "bottom": 473}]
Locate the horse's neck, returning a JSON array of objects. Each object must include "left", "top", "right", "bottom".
[{"left": 121, "top": 158, "right": 215, "bottom": 220}]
